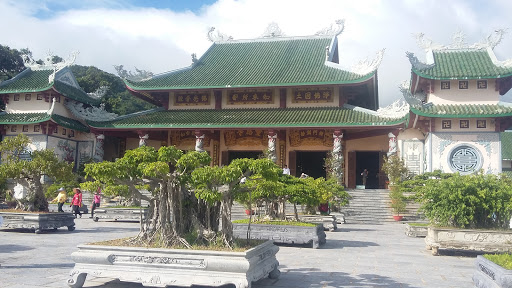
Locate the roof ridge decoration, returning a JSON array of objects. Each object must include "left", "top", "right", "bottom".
[
  {"left": 22, "top": 50, "right": 79, "bottom": 84},
  {"left": 207, "top": 27, "right": 234, "bottom": 43},
  {"left": 406, "top": 51, "right": 434, "bottom": 70},
  {"left": 414, "top": 29, "right": 506, "bottom": 52},
  {"left": 47, "top": 98, "right": 56, "bottom": 115},
  {"left": 315, "top": 19, "right": 345, "bottom": 37},
  {"left": 376, "top": 99, "right": 410, "bottom": 119},
  {"left": 399, "top": 80, "right": 430, "bottom": 109},
  {"left": 261, "top": 22, "right": 285, "bottom": 38},
  {"left": 65, "top": 100, "right": 118, "bottom": 121}
]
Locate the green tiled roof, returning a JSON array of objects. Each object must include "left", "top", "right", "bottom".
[
  {"left": 87, "top": 107, "right": 406, "bottom": 129},
  {"left": 0, "top": 112, "right": 88, "bottom": 132},
  {"left": 411, "top": 104, "right": 512, "bottom": 118},
  {"left": 0, "top": 112, "right": 50, "bottom": 124},
  {"left": 412, "top": 50, "right": 512, "bottom": 80},
  {"left": 53, "top": 81, "right": 101, "bottom": 106},
  {"left": 501, "top": 132, "right": 512, "bottom": 160},
  {"left": 125, "top": 37, "right": 374, "bottom": 90},
  {"left": 51, "top": 114, "right": 89, "bottom": 132},
  {"left": 0, "top": 69, "right": 53, "bottom": 93}
]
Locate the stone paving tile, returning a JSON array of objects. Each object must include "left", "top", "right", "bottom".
[{"left": 0, "top": 219, "right": 477, "bottom": 288}]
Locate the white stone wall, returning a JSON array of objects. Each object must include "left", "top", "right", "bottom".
[
  {"left": 430, "top": 132, "right": 500, "bottom": 174},
  {"left": 427, "top": 79, "right": 499, "bottom": 105}
]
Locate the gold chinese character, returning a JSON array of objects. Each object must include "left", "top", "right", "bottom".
[
  {"left": 178, "top": 95, "right": 184, "bottom": 102},
  {"left": 247, "top": 130, "right": 253, "bottom": 136},
  {"left": 262, "top": 94, "right": 270, "bottom": 100},
  {"left": 238, "top": 130, "right": 244, "bottom": 136},
  {"left": 319, "top": 131, "right": 324, "bottom": 136},
  {"left": 185, "top": 95, "right": 191, "bottom": 102},
  {"left": 314, "top": 92, "right": 321, "bottom": 99},
  {"left": 306, "top": 130, "right": 312, "bottom": 135},
  {"left": 305, "top": 92, "right": 312, "bottom": 100},
  {"left": 296, "top": 93, "right": 302, "bottom": 99},
  {"left": 242, "top": 94, "right": 249, "bottom": 100},
  {"left": 322, "top": 92, "right": 330, "bottom": 99},
  {"left": 313, "top": 130, "right": 318, "bottom": 135},
  {"left": 201, "top": 95, "right": 208, "bottom": 102},
  {"left": 252, "top": 94, "right": 259, "bottom": 101},
  {"left": 193, "top": 95, "right": 199, "bottom": 102},
  {"left": 300, "top": 131, "right": 305, "bottom": 137},
  {"left": 232, "top": 94, "right": 238, "bottom": 101}
]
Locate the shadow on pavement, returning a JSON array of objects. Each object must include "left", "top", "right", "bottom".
[{"left": 0, "top": 244, "right": 34, "bottom": 253}]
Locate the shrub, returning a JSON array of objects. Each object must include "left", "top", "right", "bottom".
[
  {"left": 381, "top": 154, "right": 409, "bottom": 185},
  {"left": 404, "top": 171, "right": 512, "bottom": 229},
  {"left": 484, "top": 254, "right": 512, "bottom": 270}
]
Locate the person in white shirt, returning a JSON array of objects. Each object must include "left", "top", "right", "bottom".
[{"left": 282, "top": 165, "right": 290, "bottom": 175}]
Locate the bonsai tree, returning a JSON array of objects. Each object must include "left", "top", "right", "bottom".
[
  {"left": 381, "top": 154, "right": 409, "bottom": 185},
  {"left": 0, "top": 134, "right": 74, "bottom": 211}
]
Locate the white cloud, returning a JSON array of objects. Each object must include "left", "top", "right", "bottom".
[{"left": 1, "top": 0, "right": 511, "bottom": 106}]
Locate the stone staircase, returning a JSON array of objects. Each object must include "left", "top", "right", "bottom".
[{"left": 339, "top": 189, "right": 423, "bottom": 224}]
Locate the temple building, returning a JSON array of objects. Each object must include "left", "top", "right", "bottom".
[
  {"left": 84, "top": 21, "right": 408, "bottom": 189},
  {"left": 399, "top": 30, "right": 512, "bottom": 176}
]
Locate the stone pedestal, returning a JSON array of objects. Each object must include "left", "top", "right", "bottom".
[
  {"left": 294, "top": 215, "right": 337, "bottom": 231},
  {"left": 68, "top": 240, "right": 280, "bottom": 288},
  {"left": 0, "top": 212, "right": 75, "bottom": 233},
  {"left": 404, "top": 223, "right": 428, "bottom": 237},
  {"left": 233, "top": 223, "right": 326, "bottom": 248}
]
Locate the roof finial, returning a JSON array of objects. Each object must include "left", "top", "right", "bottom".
[
  {"left": 315, "top": 19, "right": 345, "bottom": 37},
  {"left": 207, "top": 27, "right": 233, "bottom": 42},
  {"left": 261, "top": 22, "right": 284, "bottom": 38}
]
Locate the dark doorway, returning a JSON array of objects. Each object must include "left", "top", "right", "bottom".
[
  {"left": 228, "top": 151, "right": 262, "bottom": 163},
  {"left": 295, "top": 151, "right": 327, "bottom": 179},
  {"left": 355, "top": 151, "right": 380, "bottom": 189}
]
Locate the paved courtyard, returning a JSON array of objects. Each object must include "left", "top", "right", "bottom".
[{"left": 0, "top": 218, "right": 475, "bottom": 288}]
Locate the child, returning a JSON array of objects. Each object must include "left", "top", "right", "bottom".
[{"left": 52, "top": 187, "right": 67, "bottom": 212}]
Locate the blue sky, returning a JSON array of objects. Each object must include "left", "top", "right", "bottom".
[{"left": 2, "top": 0, "right": 512, "bottom": 106}]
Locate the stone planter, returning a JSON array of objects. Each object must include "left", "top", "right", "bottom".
[
  {"left": 48, "top": 204, "right": 88, "bottom": 214},
  {"left": 0, "top": 211, "right": 75, "bottom": 233},
  {"left": 68, "top": 240, "right": 280, "bottom": 288},
  {"left": 405, "top": 223, "right": 428, "bottom": 237},
  {"left": 233, "top": 223, "right": 326, "bottom": 248},
  {"left": 296, "top": 214, "right": 337, "bottom": 231},
  {"left": 473, "top": 255, "right": 512, "bottom": 288},
  {"left": 91, "top": 208, "right": 147, "bottom": 222},
  {"left": 425, "top": 227, "right": 512, "bottom": 256}
]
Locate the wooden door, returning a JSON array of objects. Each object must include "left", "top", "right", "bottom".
[{"left": 221, "top": 151, "right": 229, "bottom": 166}]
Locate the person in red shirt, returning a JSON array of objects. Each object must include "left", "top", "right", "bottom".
[
  {"left": 89, "top": 187, "right": 101, "bottom": 219},
  {"left": 70, "top": 188, "right": 83, "bottom": 218}
]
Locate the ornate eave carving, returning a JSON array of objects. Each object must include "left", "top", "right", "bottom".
[
  {"left": 87, "top": 86, "right": 108, "bottom": 99},
  {"left": 315, "top": 19, "right": 345, "bottom": 37},
  {"left": 22, "top": 50, "right": 79, "bottom": 84},
  {"left": 64, "top": 100, "right": 118, "bottom": 121},
  {"left": 207, "top": 27, "right": 233, "bottom": 43},
  {"left": 350, "top": 49, "right": 385, "bottom": 75}
]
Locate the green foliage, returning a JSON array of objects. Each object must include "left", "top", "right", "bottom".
[
  {"left": 403, "top": 171, "right": 512, "bottom": 229},
  {"left": 389, "top": 186, "right": 406, "bottom": 215},
  {"left": 45, "top": 180, "right": 80, "bottom": 199},
  {"left": 484, "top": 254, "right": 512, "bottom": 270},
  {"left": 70, "top": 65, "right": 156, "bottom": 115},
  {"left": 0, "top": 44, "right": 26, "bottom": 82},
  {"left": 381, "top": 154, "right": 409, "bottom": 184}
]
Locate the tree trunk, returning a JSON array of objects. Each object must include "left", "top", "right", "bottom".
[{"left": 220, "top": 190, "right": 233, "bottom": 246}]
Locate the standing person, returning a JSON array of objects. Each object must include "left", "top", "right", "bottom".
[
  {"left": 52, "top": 187, "right": 67, "bottom": 212},
  {"left": 282, "top": 165, "right": 290, "bottom": 175},
  {"left": 70, "top": 188, "right": 83, "bottom": 218},
  {"left": 89, "top": 188, "right": 101, "bottom": 219},
  {"left": 361, "top": 169, "right": 369, "bottom": 187}
]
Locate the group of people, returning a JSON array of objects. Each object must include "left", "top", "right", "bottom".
[{"left": 52, "top": 187, "right": 101, "bottom": 218}]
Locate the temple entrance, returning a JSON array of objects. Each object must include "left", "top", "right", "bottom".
[
  {"left": 355, "top": 151, "right": 381, "bottom": 189},
  {"left": 295, "top": 151, "right": 327, "bottom": 179},
  {"left": 228, "top": 151, "right": 262, "bottom": 163}
]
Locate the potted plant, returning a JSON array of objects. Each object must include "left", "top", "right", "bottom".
[
  {"left": 69, "top": 147, "right": 280, "bottom": 288},
  {"left": 381, "top": 154, "right": 409, "bottom": 186},
  {"left": 389, "top": 186, "right": 406, "bottom": 221}
]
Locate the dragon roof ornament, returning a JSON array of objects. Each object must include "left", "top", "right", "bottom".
[
  {"left": 406, "top": 51, "right": 434, "bottom": 70},
  {"left": 415, "top": 29, "right": 507, "bottom": 52},
  {"left": 114, "top": 65, "right": 154, "bottom": 81},
  {"left": 22, "top": 50, "right": 79, "bottom": 83},
  {"left": 399, "top": 80, "right": 429, "bottom": 109},
  {"left": 65, "top": 100, "right": 118, "bottom": 121},
  {"left": 87, "top": 86, "right": 108, "bottom": 99},
  {"left": 350, "top": 49, "right": 385, "bottom": 75},
  {"left": 207, "top": 27, "right": 234, "bottom": 43},
  {"left": 261, "top": 22, "right": 285, "bottom": 38},
  {"left": 315, "top": 19, "right": 345, "bottom": 37},
  {"left": 376, "top": 99, "right": 410, "bottom": 119}
]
